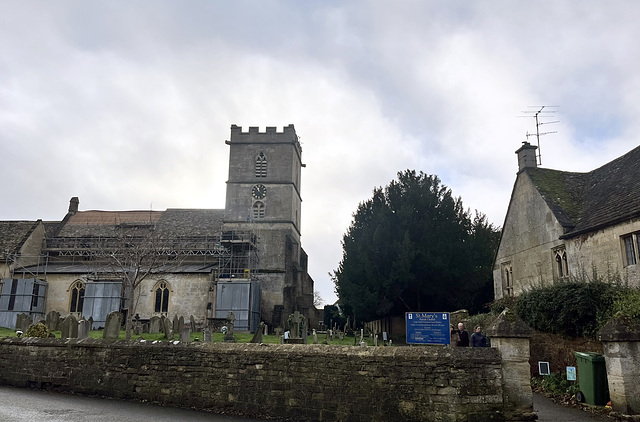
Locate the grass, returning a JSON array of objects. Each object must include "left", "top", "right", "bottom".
[{"left": 0, "top": 326, "right": 379, "bottom": 346}]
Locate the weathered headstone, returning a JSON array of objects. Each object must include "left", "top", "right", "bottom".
[
  {"left": 62, "top": 314, "right": 79, "bottom": 339},
  {"left": 179, "top": 326, "right": 191, "bottom": 343},
  {"left": 251, "top": 322, "right": 265, "bottom": 343},
  {"left": 203, "top": 327, "right": 212, "bottom": 342},
  {"left": 162, "top": 316, "right": 174, "bottom": 340},
  {"left": 224, "top": 311, "right": 236, "bottom": 343},
  {"left": 313, "top": 329, "right": 318, "bottom": 344},
  {"left": 15, "top": 313, "right": 32, "bottom": 332},
  {"left": 263, "top": 323, "right": 268, "bottom": 336},
  {"left": 289, "top": 311, "right": 304, "bottom": 339},
  {"left": 45, "top": 310, "right": 60, "bottom": 332},
  {"left": 78, "top": 318, "right": 90, "bottom": 339},
  {"left": 149, "top": 316, "right": 160, "bottom": 333},
  {"left": 190, "top": 315, "right": 196, "bottom": 332},
  {"left": 177, "top": 316, "right": 185, "bottom": 335},
  {"left": 87, "top": 317, "right": 94, "bottom": 331},
  {"left": 172, "top": 314, "right": 180, "bottom": 334},
  {"left": 103, "top": 311, "right": 123, "bottom": 339}
]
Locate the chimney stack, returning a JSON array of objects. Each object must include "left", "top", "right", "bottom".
[
  {"left": 515, "top": 142, "right": 538, "bottom": 172},
  {"left": 68, "top": 197, "right": 79, "bottom": 214}
]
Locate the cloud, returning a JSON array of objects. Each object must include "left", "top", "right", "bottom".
[{"left": 2, "top": 1, "right": 640, "bottom": 304}]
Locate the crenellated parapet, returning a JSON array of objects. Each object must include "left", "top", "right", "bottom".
[{"left": 228, "top": 124, "right": 301, "bottom": 151}]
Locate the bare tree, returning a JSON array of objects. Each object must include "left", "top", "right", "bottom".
[
  {"left": 313, "top": 290, "right": 324, "bottom": 308},
  {"left": 94, "top": 224, "right": 184, "bottom": 340}
]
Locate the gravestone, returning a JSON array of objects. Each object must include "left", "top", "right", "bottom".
[
  {"left": 103, "top": 311, "right": 123, "bottom": 339},
  {"left": 172, "top": 314, "right": 180, "bottom": 334},
  {"left": 133, "top": 322, "right": 143, "bottom": 336},
  {"left": 263, "top": 323, "right": 268, "bottom": 336},
  {"left": 179, "top": 326, "right": 191, "bottom": 343},
  {"left": 142, "top": 322, "right": 149, "bottom": 333},
  {"left": 15, "top": 313, "right": 32, "bottom": 332},
  {"left": 177, "top": 316, "right": 185, "bottom": 335},
  {"left": 251, "top": 322, "right": 265, "bottom": 343},
  {"left": 62, "top": 314, "right": 78, "bottom": 339},
  {"left": 148, "top": 316, "right": 160, "bottom": 333},
  {"left": 224, "top": 311, "right": 236, "bottom": 343},
  {"left": 313, "top": 329, "right": 318, "bottom": 344},
  {"left": 87, "top": 317, "right": 94, "bottom": 331},
  {"left": 78, "top": 318, "right": 90, "bottom": 339},
  {"left": 45, "top": 311, "right": 61, "bottom": 332},
  {"left": 190, "top": 315, "right": 196, "bottom": 332},
  {"left": 162, "top": 316, "right": 174, "bottom": 340},
  {"left": 203, "top": 327, "right": 212, "bottom": 343}
]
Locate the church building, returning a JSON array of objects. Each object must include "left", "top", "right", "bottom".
[{"left": 0, "top": 125, "right": 317, "bottom": 332}]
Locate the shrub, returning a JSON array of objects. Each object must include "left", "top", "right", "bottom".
[
  {"left": 613, "top": 288, "right": 640, "bottom": 319},
  {"left": 25, "top": 322, "right": 50, "bottom": 338},
  {"left": 515, "top": 281, "right": 623, "bottom": 338}
]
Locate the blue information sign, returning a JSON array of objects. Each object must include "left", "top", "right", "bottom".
[{"left": 406, "top": 312, "right": 450, "bottom": 345}]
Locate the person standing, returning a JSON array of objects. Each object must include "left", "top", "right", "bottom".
[
  {"left": 457, "top": 322, "right": 469, "bottom": 347},
  {"left": 470, "top": 325, "right": 488, "bottom": 347}
]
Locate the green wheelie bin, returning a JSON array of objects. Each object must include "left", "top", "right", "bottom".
[{"left": 574, "top": 351, "right": 610, "bottom": 406}]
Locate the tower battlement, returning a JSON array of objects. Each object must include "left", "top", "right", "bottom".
[{"left": 229, "top": 124, "right": 299, "bottom": 148}]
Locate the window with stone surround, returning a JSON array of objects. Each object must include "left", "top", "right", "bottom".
[
  {"left": 553, "top": 247, "right": 569, "bottom": 279},
  {"left": 154, "top": 281, "right": 170, "bottom": 314},
  {"left": 501, "top": 262, "right": 513, "bottom": 296},
  {"left": 622, "top": 233, "right": 639, "bottom": 267},
  {"left": 252, "top": 201, "right": 265, "bottom": 219},
  {"left": 69, "top": 280, "right": 85, "bottom": 314},
  {"left": 255, "top": 152, "right": 267, "bottom": 178}
]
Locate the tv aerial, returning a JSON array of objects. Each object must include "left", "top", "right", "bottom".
[{"left": 518, "top": 106, "right": 559, "bottom": 166}]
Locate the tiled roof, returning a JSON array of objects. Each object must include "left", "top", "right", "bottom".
[
  {"left": 526, "top": 144, "right": 640, "bottom": 237},
  {"left": 53, "top": 209, "right": 224, "bottom": 239},
  {"left": 0, "top": 221, "right": 39, "bottom": 258}
]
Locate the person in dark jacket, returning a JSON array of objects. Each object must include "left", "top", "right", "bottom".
[
  {"left": 470, "top": 326, "right": 488, "bottom": 347},
  {"left": 456, "top": 322, "right": 469, "bottom": 347}
]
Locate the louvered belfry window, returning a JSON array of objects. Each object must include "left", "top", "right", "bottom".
[{"left": 255, "top": 152, "right": 267, "bottom": 178}]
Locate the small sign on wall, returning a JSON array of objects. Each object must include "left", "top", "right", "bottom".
[
  {"left": 538, "top": 361, "right": 550, "bottom": 376},
  {"left": 566, "top": 366, "right": 576, "bottom": 381}
]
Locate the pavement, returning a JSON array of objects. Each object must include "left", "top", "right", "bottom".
[{"left": 534, "top": 392, "right": 611, "bottom": 421}]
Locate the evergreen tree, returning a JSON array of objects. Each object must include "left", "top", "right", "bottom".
[{"left": 332, "top": 170, "right": 499, "bottom": 322}]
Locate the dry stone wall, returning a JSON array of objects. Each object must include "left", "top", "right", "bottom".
[{"left": 0, "top": 338, "right": 507, "bottom": 422}]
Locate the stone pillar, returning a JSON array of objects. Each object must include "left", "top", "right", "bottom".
[
  {"left": 598, "top": 315, "right": 640, "bottom": 415},
  {"left": 486, "top": 308, "right": 535, "bottom": 420}
]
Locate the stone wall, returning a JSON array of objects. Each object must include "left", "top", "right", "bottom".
[{"left": 0, "top": 339, "right": 510, "bottom": 422}]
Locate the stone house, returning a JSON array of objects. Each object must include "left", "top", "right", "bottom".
[
  {"left": 493, "top": 141, "right": 640, "bottom": 299},
  {"left": 0, "top": 125, "right": 317, "bottom": 331}
]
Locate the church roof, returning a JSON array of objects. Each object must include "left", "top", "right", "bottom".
[
  {"left": 53, "top": 209, "right": 224, "bottom": 238},
  {"left": 0, "top": 221, "right": 40, "bottom": 259},
  {"left": 525, "top": 144, "right": 640, "bottom": 238}
]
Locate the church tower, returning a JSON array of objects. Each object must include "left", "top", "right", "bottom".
[{"left": 223, "top": 125, "right": 312, "bottom": 328}]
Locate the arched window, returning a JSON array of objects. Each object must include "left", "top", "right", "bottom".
[
  {"left": 252, "top": 201, "right": 265, "bottom": 219},
  {"left": 255, "top": 152, "right": 267, "bottom": 178},
  {"left": 154, "top": 281, "right": 170, "bottom": 313},
  {"left": 553, "top": 248, "right": 568, "bottom": 278},
  {"left": 70, "top": 280, "right": 85, "bottom": 314}
]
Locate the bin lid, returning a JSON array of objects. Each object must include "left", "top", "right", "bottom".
[{"left": 574, "top": 351, "right": 605, "bottom": 362}]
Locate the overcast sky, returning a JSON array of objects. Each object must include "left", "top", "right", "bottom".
[{"left": 2, "top": 1, "right": 639, "bottom": 304}]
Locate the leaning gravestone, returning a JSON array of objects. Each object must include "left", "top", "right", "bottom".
[
  {"left": 78, "top": 318, "right": 90, "bottom": 339},
  {"left": 62, "top": 314, "right": 78, "bottom": 339},
  {"left": 162, "top": 317, "right": 174, "bottom": 340},
  {"left": 103, "top": 311, "right": 123, "bottom": 339},
  {"left": 251, "top": 322, "right": 265, "bottom": 343}
]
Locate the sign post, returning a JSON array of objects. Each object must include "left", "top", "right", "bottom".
[{"left": 405, "top": 312, "right": 450, "bottom": 345}]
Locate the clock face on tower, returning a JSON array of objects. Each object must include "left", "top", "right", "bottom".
[{"left": 252, "top": 184, "right": 267, "bottom": 199}]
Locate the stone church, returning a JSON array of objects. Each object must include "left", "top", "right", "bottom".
[
  {"left": 0, "top": 124, "right": 317, "bottom": 331},
  {"left": 493, "top": 141, "right": 640, "bottom": 299}
]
